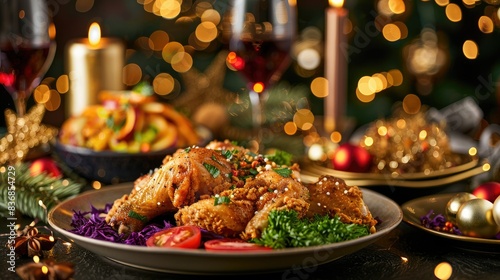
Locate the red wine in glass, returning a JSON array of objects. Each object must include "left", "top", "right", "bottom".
[
  {"left": 0, "top": 43, "right": 52, "bottom": 92},
  {"left": 227, "top": 39, "right": 292, "bottom": 92},
  {"left": 224, "top": 0, "right": 296, "bottom": 152},
  {"left": 0, "top": 0, "right": 56, "bottom": 117}
]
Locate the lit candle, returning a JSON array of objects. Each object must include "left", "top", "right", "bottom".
[
  {"left": 324, "top": 0, "right": 348, "bottom": 133},
  {"left": 65, "top": 22, "right": 124, "bottom": 117}
]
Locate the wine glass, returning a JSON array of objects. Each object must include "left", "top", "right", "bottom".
[
  {"left": 224, "top": 0, "right": 296, "bottom": 152},
  {"left": 0, "top": 0, "right": 56, "bottom": 117}
]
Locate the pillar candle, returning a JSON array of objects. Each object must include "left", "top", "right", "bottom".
[
  {"left": 65, "top": 22, "right": 124, "bottom": 117},
  {"left": 324, "top": 0, "right": 348, "bottom": 133}
]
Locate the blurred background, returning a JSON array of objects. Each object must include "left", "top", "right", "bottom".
[{"left": 1, "top": 0, "right": 500, "bottom": 145}]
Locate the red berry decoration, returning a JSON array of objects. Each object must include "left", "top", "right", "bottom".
[
  {"left": 472, "top": 182, "right": 500, "bottom": 203},
  {"left": 30, "top": 157, "right": 62, "bottom": 178},
  {"left": 331, "top": 143, "right": 372, "bottom": 173}
]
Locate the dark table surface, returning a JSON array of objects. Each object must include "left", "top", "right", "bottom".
[{"left": 2, "top": 184, "right": 500, "bottom": 280}]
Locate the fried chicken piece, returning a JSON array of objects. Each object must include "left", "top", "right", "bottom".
[
  {"left": 174, "top": 198, "right": 255, "bottom": 237},
  {"left": 175, "top": 170, "right": 310, "bottom": 240},
  {"left": 106, "top": 146, "right": 234, "bottom": 235},
  {"left": 305, "top": 175, "right": 378, "bottom": 233}
]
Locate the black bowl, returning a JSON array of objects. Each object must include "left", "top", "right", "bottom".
[{"left": 53, "top": 126, "right": 212, "bottom": 184}]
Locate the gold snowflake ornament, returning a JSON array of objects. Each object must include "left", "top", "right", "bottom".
[{"left": 0, "top": 104, "right": 58, "bottom": 164}]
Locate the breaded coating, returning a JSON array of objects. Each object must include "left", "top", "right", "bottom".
[
  {"left": 305, "top": 175, "right": 378, "bottom": 232},
  {"left": 106, "top": 146, "right": 234, "bottom": 235}
]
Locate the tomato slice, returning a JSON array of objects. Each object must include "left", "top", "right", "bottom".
[
  {"left": 204, "top": 238, "right": 272, "bottom": 251},
  {"left": 146, "top": 226, "right": 201, "bottom": 249}
]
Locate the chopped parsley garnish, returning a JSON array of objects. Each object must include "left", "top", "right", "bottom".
[
  {"left": 128, "top": 210, "right": 148, "bottom": 223},
  {"left": 249, "top": 169, "right": 259, "bottom": 176},
  {"left": 203, "top": 163, "right": 220, "bottom": 178},
  {"left": 214, "top": 196, "right": 231, "bottom": 206},
  {"left": 274, "top": 167, "right": 292, "bottom": 178},
  {"left": 266, "top": 150, "right": 293, "bottom": 166},
  {"left": 252, "top": 210, "right": 370, "bottom": 249},
  {"left": 221, "top": 149, "right": 239, "bottom": 160},
  {"left": 184, "top": 147, "right": 191, "bottom": 153}
]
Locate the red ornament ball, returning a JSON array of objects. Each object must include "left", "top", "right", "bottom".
[
  {"left": 30, "top": 158, "right": 62, "bottom": 178},
  {"left": 331, "top": 143, "right": 372, "bottom": 173},
  {"left": 472, "top": 182, "right": 500, "bottom": 203}
]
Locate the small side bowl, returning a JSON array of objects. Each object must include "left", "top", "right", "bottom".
[{"left": 53, "top": 126, "right": 212, "bottom": 184}]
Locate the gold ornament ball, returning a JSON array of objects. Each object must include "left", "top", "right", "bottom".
[
  {"left": 493, "top": 195, "right": 500, "bottom": 226},
  {"left": 456, "top": 198, "right": 500, "bottom": 238},
  {"left": 445, "top": 192, "right": 476, "bottom": 223}
]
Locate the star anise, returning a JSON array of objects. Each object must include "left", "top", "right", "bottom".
[{"left": 9, "top": 223, "right": 57, "bottom": 257}]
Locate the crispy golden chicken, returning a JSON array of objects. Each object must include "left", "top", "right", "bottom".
[
  {"left": 175, "top": 170, "right": 309, "bottom": 240},
  {"left": 106, "top": 140, "right": 378, "bottom": 239},
  {"left": 106, "top": 145, "right": 235, "bottom": 234},
  {"left": 305, "top": 175, "right": 377, "bottom": 233}
]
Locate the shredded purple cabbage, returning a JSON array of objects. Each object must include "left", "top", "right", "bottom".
[
  {"left": 69, "top": 204, "right": 173, "bottom": 245},
  {"left": 69, "top": 204, "right": 225, "bottom": 246},
  {"left": 420, "top": 209, "right": 462, "bottom": 235}
]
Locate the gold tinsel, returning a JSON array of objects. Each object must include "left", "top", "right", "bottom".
[
  {"left": 0, "top": 104, "right": 58, "bottom": 164},
  {"left": 360, "top": 111, "right": 466, "bottom": 175}
]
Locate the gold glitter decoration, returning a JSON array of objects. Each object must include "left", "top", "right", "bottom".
[
  {"left": 0, "top": 104, "right": 58, "bottom": 164},
  {"left": 359, "top": 110, "right": 466, "bottom": 175}
]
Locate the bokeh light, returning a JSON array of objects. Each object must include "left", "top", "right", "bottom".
[
  {"left": 162, "top": 42, "right": 185, "bottom": 63},
  {"left": 293, "top": 109, "right": 315, "bottom": 131},
  {"left": 382, "top": 23, "right": 402, "bottom": 42},
  {"left": 462, "top": 40, "right": 478, "bottom": 59},
  {"left": 56, "top": 75, "right": 69, "bottom": 94},
  {"left": 171, "top": 51, "right": 193, "bottom": 72},
  {"left": 445, "top": 4, "right": 462, "bottom": 22},
  {"left": 149, "top": 30, "right": 170, "bottom": 51},
  {"left": 195, "top": 21, "right": 218, "bottom": 43},
  {"left": 478, "top": 16, "right": 494, "bottom": 33},
  {"left": 123, "top": 63, "right": 143, "bottom": 86},
  {"left": 310, "top": 77, "right": 328, "bottom": 98},
  {"left": 402, "top": 94, "right": 421, "bottom": 114},
  {"left": 153, "top": 73, "right": 175, "bottom": 95}
]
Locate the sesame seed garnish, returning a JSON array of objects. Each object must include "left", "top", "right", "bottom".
[
  {"left": 326, "top": 192, "right": 330, "bottom": 195},
  {"left": 343, "top": 190, "right": 348, "bottom": 194},
  {"left": 317, "top": 202, "right": 321, "bottom": 206}
]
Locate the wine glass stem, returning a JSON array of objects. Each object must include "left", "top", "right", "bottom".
[
  {"left": 249, "top": 90, "right": 266, "bottom": 152},
  {"left": 15, "top": 92, "right": 27, "bottom": 117}
]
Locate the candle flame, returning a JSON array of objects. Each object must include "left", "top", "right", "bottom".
[
  {"left": 88, "top": 22, "right": 101, "bottom": 46},
  {"left": 329, "top": 0, "right": 344, "bottom": 8}
]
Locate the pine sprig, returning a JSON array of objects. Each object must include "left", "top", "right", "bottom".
[{"left": 0, "top": 162, "right": 84, "bottom": 222}]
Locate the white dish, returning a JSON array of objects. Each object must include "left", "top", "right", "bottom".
[{"left": 48, "top": 184, "right": 402, "bottom": 274}]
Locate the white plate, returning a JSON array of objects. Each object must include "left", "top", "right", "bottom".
[{"left": 48, "top": 184, "right": 402, "bottom": 275}]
